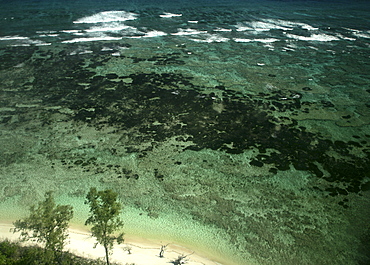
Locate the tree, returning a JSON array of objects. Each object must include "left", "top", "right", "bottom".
[
  {"left": 12, "top": 191, "right": 74, "bottom": 263},
  {"left": 159, "top": 243, "right": 168, "bottom": 258},
  {"left": 170, "top": 254, "right": 189, "bottom": 265},
  {"left": 85, "top": 188, "right": 124, "bottom": 265}
]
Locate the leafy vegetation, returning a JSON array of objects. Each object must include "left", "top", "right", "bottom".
[
  {"left": 85, "top": 188, "right": 125, "bottom": 265},
  {"left": 12, "top": 191, "right": 73, "bottom": 263},
  {"left": 0, "top": 239, "right": 111, "bottom": 265},
  {"left": 3, "top": 189, "right": 164, "bottom": 265}
]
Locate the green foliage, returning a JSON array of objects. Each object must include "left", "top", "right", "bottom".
[
  {"left": 0, "top": 254, "right": 8, "bottom": 265},
  {"left": 19, "top": 246, "right": 52, "bottom": 265},
  {"left": 0, "top": 239, "right": 17, "bottom": 260},
  {"left": 85, "top": 188, "right": 124, "bottom": 265},
  {"left": 12, "top": 191, "right": 74, "bottom": 260},
  {"left": 0, "top": 240, "right": 16, "bottom": 265},
  {"left": 0, "top": 239, "right": 50, "bottom": 265},
  {"left": 0, "top": 239, "right": 113, "bottom": 265}
]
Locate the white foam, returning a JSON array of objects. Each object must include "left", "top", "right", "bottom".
[
  {"left": 233, "top": 38, "right": 253, "bottom": 42},
  {"left": 233, "top": 38, "right": 279, "bottom": 43},
  {"left": 142, "top": 30, "right": 167, "bottom": 38},
  {"left": 282, "top": 46, "right": 295, "bottom": 51},
  {"left": 189, "top": 34, "right": 229, "bottom": 43},
  {"left": 256, "top": 38, "right": 279, "bottom": 43},
  {"left": 62, "top": 36, "right": 123, "bottom": 43},
  {"left": 263, "top": 19, "right": 318, "bottom": 31},
  {"left": 85, "top": 23, "right": 137, "bottom": 33},
  {"left": 0, "top": 35, "right": 29, "bottom": 41},
  {"left": 61, "top": 30, "right": 81, "bottom": 34},
  {"left": 285, "top": 33, "right": 340, "bottom": 41},
  {"left": 308, "top": 46, "right": 319, "bottom": 50},
  {"left": 72, "top": 32, "right": 85, "bottom": 36},
  {"left": 38, "top": 34, "right": 59, "bottom": 37},
  {"left": 236, "top": 19, "right": 319, "bottom": 33},
  {"left": 70, "top": 50, "right": 93, "bottom": 55},
  {"left": 343, "top": 27, "right": 358, "bottom": 32},
  {"left": 235, "top": 23, "right": 253, "bottom": 32},
  {"left": 129, "top": 30, "right": 167, "bottom": 38},
  {"left": 301, "top": 24, "right": 319, "bottom": 31},
  {"left": 11, "top": 41, "right": 51, "bottom": 47},
  {"left": 343, "top": 28, "right": 370, "bottom": 39},
  {"left": 74, "top": 11, "right": 138, "bottom": 24},
  {"left": 236, "top": 20, "right": 290, "bottom": 32},
  {"left": 36, "top": 30, "right": 58, "bottom": 34},
  {"left": 352, "top": 31, "right": 370, "bottom": 39},
  {"left": 171, "top": 28, "right": 208, "bottom": 36},
  {"left": 264, "top": 44, "right": 275, "bottom": 50},
  {"left": 214, "top": 28, "right": 232, "bottom": 32},
  {"left": 251, "top": 21, "right": 291, "bottom": 31},
  {"left": 286, "top": 43, "right": 297, "bottom": 49},
  {"left": 101, "top": 47, "right": 114, "bottom": 51},
  {"left": 160, "top": 12, "right": 182, "bottom": 18},
  {"left": 67, "top": 11, "right": 143, "bottom": 42},
  {"left": 0, "top": 36, "right": 51, "bottom": 46},
  {"left": 335, "top": 33, "right": 356, "bottom": 41}
]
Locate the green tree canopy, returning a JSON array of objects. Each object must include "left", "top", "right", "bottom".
[
  {"left": 85, "top": 188, "right": 124, "bottom": 265},
  {"left": 13, "top": 191, "right": 74, "bottom": 262}
]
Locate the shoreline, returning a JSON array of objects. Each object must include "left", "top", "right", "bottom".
[
  {"left": 0, "top": 198, "right": 247, "bottom": 265},
  {"left": 0, "top": 222, "right": 237, "bottom": 265}
]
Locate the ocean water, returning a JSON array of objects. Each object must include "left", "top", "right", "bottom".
[{"left": 1, "top": 0, "right": 370, "bottom": 264}]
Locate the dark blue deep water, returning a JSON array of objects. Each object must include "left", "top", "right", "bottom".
[{"left": 1, "top": 0, "right": 370, "bottom": 264}]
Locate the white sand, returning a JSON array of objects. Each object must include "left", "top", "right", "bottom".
[{"left": 0, "top": 223, "right": 224, "bottom": 265}]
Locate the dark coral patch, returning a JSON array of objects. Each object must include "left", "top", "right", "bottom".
[{"left": 8, "top": 43, "right": 368, "bottom": 200}]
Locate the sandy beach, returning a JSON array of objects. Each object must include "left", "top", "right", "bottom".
[{"left": 0, "top": 222, "right": 225, "bottom": 265}]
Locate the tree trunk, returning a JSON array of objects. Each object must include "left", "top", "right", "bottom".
[{"left": 104, "top": 244, "right": 110, "bottom": 265}]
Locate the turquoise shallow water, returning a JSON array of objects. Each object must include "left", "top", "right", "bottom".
[{"left": 0, "top": 0, "right": 370, "bottom": 264}]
